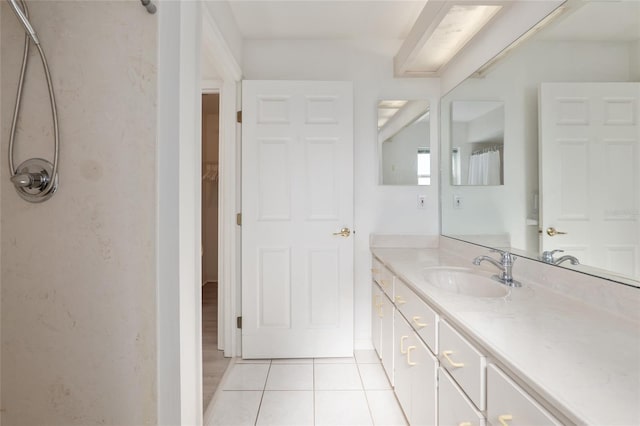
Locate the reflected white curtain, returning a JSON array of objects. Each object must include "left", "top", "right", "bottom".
[{"left": 467, "top": 150, "right": 501, "bottom": 185}]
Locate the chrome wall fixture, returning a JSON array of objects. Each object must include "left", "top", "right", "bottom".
[{"left": 6, "top": 0, "right": 59, "bottom": 202}]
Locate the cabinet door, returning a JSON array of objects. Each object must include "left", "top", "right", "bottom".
[
  {"left": 372, "top": 283, "right": 382, "bottom": 358},
  {"left": 408, "top": 335, "right": 438, "bottom": 426},
  {"left": 487, "top": 364, "right": 561, "bottom": 426},
  {"left": 394, "top": 311, "right": 412, "bottom": 418},
  {"left": 380, "top": 293, "right": 395, "bottom": 385},
  {"left": 395, "top": 312, "right": 437, "bottom": 425}
]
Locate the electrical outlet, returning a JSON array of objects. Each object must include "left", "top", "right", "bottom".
[
  {"left": 453, "top": 195, "right": 463, "bottom": 209},
  {"left": 417, "top": 195, "right": 426, "bottom": 209}
]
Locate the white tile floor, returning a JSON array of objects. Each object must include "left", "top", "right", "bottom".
[{"left": 205, "top": 350, "right": 407, "bottom": 426}]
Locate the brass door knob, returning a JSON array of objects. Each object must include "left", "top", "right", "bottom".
[
  {"left": 546, "top": 227, "right": 567, "bottom": 237},
  {"left": 332, "top": 227, "right": 351, "bottom": 237}
]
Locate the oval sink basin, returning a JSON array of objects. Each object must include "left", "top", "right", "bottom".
[{"left": 422, "top": 267, "right": 509, "bottom": 298}]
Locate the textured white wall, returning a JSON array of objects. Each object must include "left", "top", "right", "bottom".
[
  {"left": 242, "top": 39, "right": 440, "bottom": 347},
  {"left": 1, "top": 2, "right": 157, "bottom": 424}
]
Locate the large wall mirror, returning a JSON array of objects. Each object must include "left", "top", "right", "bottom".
[
  {"left": 378, "top": 100, "right": 431, "bottom": 185},
  {"left": 440, "top": 0, "right": 640, "bottom": 287}
]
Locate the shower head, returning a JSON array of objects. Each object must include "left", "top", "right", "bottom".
[{"left": 6, "top": 0, "right": 40, "bottom": 45}]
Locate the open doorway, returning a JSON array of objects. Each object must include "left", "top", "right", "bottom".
[{"left": 201, "top": 93, "right": 230, "bottom": 409}]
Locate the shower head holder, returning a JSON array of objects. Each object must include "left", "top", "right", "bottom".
[{"left": 11, "top": 158, "right": 58, "bottom": 203}]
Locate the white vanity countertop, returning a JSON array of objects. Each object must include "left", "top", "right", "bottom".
[{"left": 371, "top": 247, "right": 640, "bottom": 426}]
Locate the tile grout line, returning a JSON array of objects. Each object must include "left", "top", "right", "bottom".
[
  {"left": 313, "top": 359, "right": 317, "bottom": 426},
  {"left": 355, "top": 356, "right": 377, "bottom": 426},
  {"left": 253, "top": 360, "right": 272, "bottom": 426}
]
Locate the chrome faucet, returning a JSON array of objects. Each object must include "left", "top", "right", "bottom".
[
  {"left": 540, "top": 250, "right": 580, "bottom": 265},
  {"left": 473, "top": 249, "right": 521, "bottom": 287}
]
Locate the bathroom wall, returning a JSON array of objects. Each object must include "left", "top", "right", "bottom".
[
  {"left": 242, "top": 40, "right": 440, "bottom": 347},
  {"left": 1, "top": 2, "right": 157, "bottom": 424}
]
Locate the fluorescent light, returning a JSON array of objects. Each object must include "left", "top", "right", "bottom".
[{"left": 406, "top": 4, "right": 503, "bottom": 73}]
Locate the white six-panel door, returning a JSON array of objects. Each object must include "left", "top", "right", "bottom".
[
  {"left": 241, "top": 80, "right": 354, "bottom": 358},
  {"left": 540, "top": 82, "right": 640, "bottom": 279}
]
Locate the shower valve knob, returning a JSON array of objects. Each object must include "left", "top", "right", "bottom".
[{"left": 11, "top": 171, "right": 47, "bottom": 189}]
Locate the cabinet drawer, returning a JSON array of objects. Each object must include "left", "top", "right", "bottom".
[
  {"left": 439, "top": 319, "right": 486, "bottom": 410},
  {"left": 487, "top": 364, "right": 561, "bottom": 426},
  {"left": 394, "top": 312, "right": 437, "bottom": 426},
  {"left": 439, "top": 368, "right": 485, "bottom": 426},
  {"left": 395, "top": 279, "right": 438, "bottom": 354},
  {"left": 372, "top": 257, "right": 393, "bottom": 298}
]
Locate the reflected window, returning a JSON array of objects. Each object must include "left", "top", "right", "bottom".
[
  {"left": 417, "top": 147, "right": 431, "bottom": 185},
  {"left": 451, "top": 147, "right": 461, "bottom": 185}
]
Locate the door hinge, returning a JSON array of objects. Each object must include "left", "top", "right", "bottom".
[
  {"left": 236, "top": 213, "right": 242, "bottom": 226},
  {"left": 236, "top": 110, "right": 242, "bottom": 123},
  {"left": 236, "top": 316, "right": 242, "bottom": 329}
]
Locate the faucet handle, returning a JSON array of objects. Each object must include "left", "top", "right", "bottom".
[
  {"left": 491, "top": 249, "right": 516, "bottom": 264},
  {"left": 541, "top": 249, "right": 563, "bottom": 263}
]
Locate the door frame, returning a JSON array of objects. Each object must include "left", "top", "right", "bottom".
[{"left": 201, "top": 4, "right": 243, "bottom": 358}]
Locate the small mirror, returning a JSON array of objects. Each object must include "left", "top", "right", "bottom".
[
  {"left": 451, "top": 101, "right": 504, "bottom": 186},
  {"left": 378, "top": 100, "right": 431, "bottom": 186}
]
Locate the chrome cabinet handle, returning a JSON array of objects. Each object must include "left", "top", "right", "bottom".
[
  {"left": 333, "top": 227, "right": 351, "bottom": 237},
  {"left": 442, "top": 350, "right": 465, "bottom": 368}
]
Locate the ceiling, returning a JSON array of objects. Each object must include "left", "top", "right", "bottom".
[
  {"left": 226, "top": 1, "right": 427, "bottom": 40},
  {"left": 538, "top": 1, "right": 640, "bottom": 42}
]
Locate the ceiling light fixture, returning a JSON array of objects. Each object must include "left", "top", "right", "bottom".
[{"left": 395, "top": 1, "right": 506, "bottom": 77}]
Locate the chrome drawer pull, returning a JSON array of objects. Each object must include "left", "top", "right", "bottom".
[{"left": 442, "top": 350, "right": 465, "bottom": 368}]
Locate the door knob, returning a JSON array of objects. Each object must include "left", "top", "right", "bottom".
[
  {"left": 332, "top": 227, "right": 351, "bottom": 237},
  {"left": 546, "top": 227, "right": 567, "bottom": 237}
]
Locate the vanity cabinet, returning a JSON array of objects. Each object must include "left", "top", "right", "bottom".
[
  {"left": 371, "top": 278, "right": 395, "bottom": 384},
  {"left": 439, "top": 367, "right": 485, "bottom": 426},
  {"left": 372, "top": 284, "right": 383, "bottom": 357},
  {"left": 371, "top": 255, "right": 562, "bottom": 426},
  {"left": 394, "top": 310, "right": 438, "bottom": 426},
  {"left": 372, "top": 258, "right": 393, "bottom": 298},
  {"left": 487, "top": 364, "right": 561, "bottom": 426}
]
